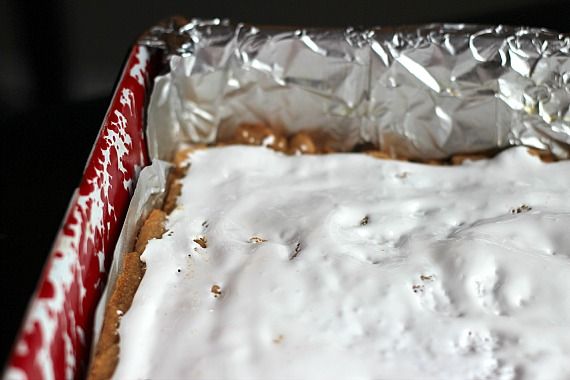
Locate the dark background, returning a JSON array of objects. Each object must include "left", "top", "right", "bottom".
[{"left": 1, "top": 0, "right": 569, "bottom": 370}]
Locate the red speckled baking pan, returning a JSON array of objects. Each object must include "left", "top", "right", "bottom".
[{"left": 4, "top": 45, "right": 160, "bottom": 380}]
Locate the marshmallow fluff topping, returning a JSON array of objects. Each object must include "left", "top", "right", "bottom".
[{"left": 114, "top": 146, "right": 570, "bottom": 380}]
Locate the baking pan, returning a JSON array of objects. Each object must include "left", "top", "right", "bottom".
[{"left": 4, "top": 17, "right": 570, "bottom": 379}]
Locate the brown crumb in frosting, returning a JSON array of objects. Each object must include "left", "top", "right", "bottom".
[
  {"left": 249, "top": 236, "right": 267, "bottom": 244},
  {"left": 396, "top": 171, "right": 409, "bottom": 179},
  {"left": 510, "top": 204, "right": 532, "bottom": 214},
  {"left": 412, "top": 284, "right": 424, "bottom": 294},
  {"left": 194, "top": 236, "right": 208, "bottom": 248},
  {"left": 211, "top": 285, "right": 222, "bottom": 298},
  {"left": 290, "top": 242, "right": 302, "bottom": 260}
]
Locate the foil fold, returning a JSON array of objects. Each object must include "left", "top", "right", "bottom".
[{"left": 141, "top": 19, "right": 570, "bottom": 160}]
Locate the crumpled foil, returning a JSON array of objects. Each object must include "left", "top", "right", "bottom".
[{"left": 140, "top": 18, "right": 570, "bottom": 160}]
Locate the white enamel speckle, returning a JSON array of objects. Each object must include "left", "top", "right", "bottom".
[
  {"left": 3, "top": 368, "right": 26, "bottom": 380},
  {"left": 96, "top": 250, "right": 106, "bottom": 273},
  {"left": 119, "top": 88, "right": 135, "bottom": 116},
  {"left": 129, "top": 47, "right": 149, "bottom": 86},
  {"left": 14, "top": 341, "right": 28, "bottom": 357},
  {"left": 115, "top": 146, "right": 570, "bottom": 380}
]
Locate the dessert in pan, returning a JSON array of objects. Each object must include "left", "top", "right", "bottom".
[{"left": 89, "top": 124, "right": 570, "bottom": 380}]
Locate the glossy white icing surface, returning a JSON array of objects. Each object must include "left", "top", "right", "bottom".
[{"left": 115, "top": 146, "right": 570, "bottom": 380}]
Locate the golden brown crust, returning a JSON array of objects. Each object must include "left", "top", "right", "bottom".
[
  {"left": 422, "top": 159, "right": 446, "bottom": 166},
  {"left": 232, "top": 123, "right": 288, "bottom": 152},
  {"left": 229, "top": 123, "right": 563, "bottom": 165},
  {"left": 162, "top": 179, "right": 182, "bottom": 215},
  {"left": 289, "top": 132, "right": 318, "bottom": 154},
  {"left": 287, "top": 130, "right": 339, "bottom": 155},
  {"left": 163, "top": 145, "right": 206, "bottom": 214},
  {"left": 134, "top": 209, "right": 167, "bottom": 254},
  {"left": 450, "top": 153, "right": 491, "bottom": 165},
  {"left": 88, "top": 209, "right": 166, "bottom": 380},
  {"left": 527, "top": 148, "right": 557, "bottom": 163},
  {"left": 172, "top": 145, "right": 206, "bottom": 169},
  {"left": 365, "top": 150, "right": 393, "bottom": 160}
]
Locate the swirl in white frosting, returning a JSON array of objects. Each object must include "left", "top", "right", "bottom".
[{"left": 114, "top": 146, "right": 570, "bottom": 380}]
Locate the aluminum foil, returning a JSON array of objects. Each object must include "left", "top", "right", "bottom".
[{"left": 141, "top": 19, "right": 570, "bottom": 160}]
